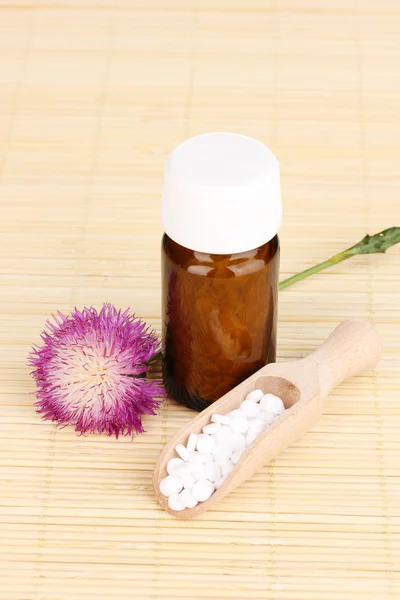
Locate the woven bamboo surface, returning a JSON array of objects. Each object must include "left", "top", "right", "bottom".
[{"left": 1, "top": 1, "right": 399, "bottom": 599}]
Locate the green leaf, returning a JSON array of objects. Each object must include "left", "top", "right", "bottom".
[{"left": 347, "top": 227, "right": 400, "bottom": 256}]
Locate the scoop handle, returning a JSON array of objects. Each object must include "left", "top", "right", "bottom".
[{"left": 305, "top": 320, "right": 382, "bottom": 398}]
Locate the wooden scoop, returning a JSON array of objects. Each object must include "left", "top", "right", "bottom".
[{"left": 153, "top": 320, "right": 381, "bottom": 518}]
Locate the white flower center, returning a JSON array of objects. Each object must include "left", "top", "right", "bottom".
[{"left": 51, "top": 344, "right": 129, "bottom": 417}]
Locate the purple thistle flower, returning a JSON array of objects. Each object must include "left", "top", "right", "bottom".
[{"left": 28, "top": 304, "right": 164, "bottom": 437}]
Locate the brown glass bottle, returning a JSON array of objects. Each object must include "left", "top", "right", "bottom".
[{"left": 162, "top": 234, "right": 280, "bottom": 411}]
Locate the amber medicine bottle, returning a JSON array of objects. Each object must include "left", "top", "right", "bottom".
[{"left": 161, "top": 133, "right": 281, "bottom": 411}]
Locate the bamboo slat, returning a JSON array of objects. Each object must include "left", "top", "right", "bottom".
[{"left": 0, "top": 1, "right": 399, "bottom": 599}]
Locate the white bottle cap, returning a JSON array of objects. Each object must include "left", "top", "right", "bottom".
[{"left": 161, "top": 133, "right": 282, "bottom": 254}]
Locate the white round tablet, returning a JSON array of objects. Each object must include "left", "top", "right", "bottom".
[
  {"left": 259, "top": 393, "right": 285, "bottom": 416},
  {"left": 245, "top": 431, "right": 258, "bottom": 446},
  {"left": 175, "top": 444, "right": 190, "bottom": 462},
  {"left": 204, "top": 462, "right": 221, "bottom": 483},
  {"left": 220, "top": 461, "right": 234, "bottom": 477},
  {"left": 167, "top": 457, "right": 185, "bottom": 476},
  {"left": 191, "top": 479, "right": 214, "bottom": 502},
  {"left": 168, "top": 493, "right": 185, "bottom": 511},
  {"left": 248, "top": 418, "right": 264, "bottom": 433},
  {"left": 245, "top": 389, "right": 264, "bottom": 403},
  {"left": 240, "top": 399, "right": 260, "bottom": 418},
  {"left": 203, "top": 422, "right": 221, "bottom": 435},
  {"left": 211, "top": 413, "right": 230, "bottom": 425},
  {"left": 186, "top": 433, "right": 198, "bottom": 453},
  {"left": 160, "top": 475, "right": 183, "bottom": 497},
  {"left": 180, "top": 488, "right": 198, "bottom": 509},
  {"left": 214, "top": 476, "right": 226, "bottom": 490},
  {"left": 230, "top": 415, "right": 249, "bottom": 434},
  {"left": 196, "top": 434, "right": 215, "bottom": 454}
]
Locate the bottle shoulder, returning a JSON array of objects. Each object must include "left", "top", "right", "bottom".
[{"left": 162, "top": 233, "right": 279, "bottom": 277}]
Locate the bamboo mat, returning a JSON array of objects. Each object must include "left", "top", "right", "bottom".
[{"left": 1, "top": 1, "right": 399, "bottom": 598}]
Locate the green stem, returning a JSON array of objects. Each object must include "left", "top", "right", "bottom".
[
  {"left": 146, "top": 349, "right": 163, "bottom": 366},
  {"left": 279, "top": 249, "right": 354, "bottom": 290},
  {"left": 278, "top": 226, "right": 400, "bottom": 291}
]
